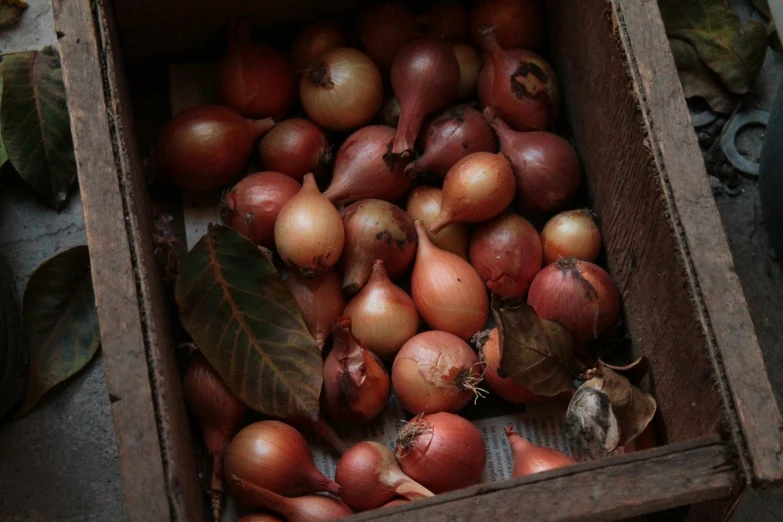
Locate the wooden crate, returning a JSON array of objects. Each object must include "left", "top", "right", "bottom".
[{"left": 51, "top": 0, "right": 783, "bottom": 521}]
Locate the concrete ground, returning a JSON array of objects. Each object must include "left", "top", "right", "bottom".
[{"left": 0, "top": 1, "right": 781, "bottom": 521}]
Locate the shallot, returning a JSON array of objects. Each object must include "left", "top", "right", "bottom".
[
  {"left": 291, "top": 20, "right": 346, "bottom": 70},
  {"left": 284, "top": 269, "right": 345, "bottom": 351},
  {"left": 541, "top": 209, "right": 602, "bottom": 264},
  {"left": 258, "top": 119, "right": 331, "bottom": 181},
  {"left": 453, "top": 43, "right": 481, "bottom": 100},
  {"left": 505, "top": 425, "right": 575, "bottom": 476},
  {"left": 406, "top": 186, "right": 470, "bottom": 259},
  {"left": 359, "top": 2, "right": 421, "bottom": 73},
  {"left": 470, "top": 0, "right": 544, "bottom": 50}
]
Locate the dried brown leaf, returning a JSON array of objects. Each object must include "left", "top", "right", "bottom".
[
  {"left": 669, "top": 37, "right": 740, "bottom": 114},
  {"left": 599, "top": 356, "right": 650, "bottom": 385}
]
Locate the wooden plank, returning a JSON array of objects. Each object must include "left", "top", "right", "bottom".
[
  {"left": 344, "top": 437, "right": 740, "bottom": 522},
  {"left": 613, "top": 0, "right": 783, "bottom": 487}
]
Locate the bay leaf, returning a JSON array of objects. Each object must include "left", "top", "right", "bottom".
[
  {"left": 0, "top": 0, "right": 27, "bottom": 30},
  {"left": 16, "top": 246, "right": 100, "bottom": 417},
  {"left": 0, "top": 252, "right": 25, "bottom": 420},
  {"left": 175, "top": 225, "right": 322, "bottom": 421},
  {"left": 492, "top": 296, "right": 575, "bottom": 397},
  {"left": 0, "top": 47, "right": 76, "bottom": 210},
  {"left": 669, "top": 37, "right": 740, "bottom": 114},
  {"left": 565, "top": 385, "right": 620, "bottom": 460}
]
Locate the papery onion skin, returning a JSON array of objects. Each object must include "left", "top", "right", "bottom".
[
  {"left": 324, "top": 125, "right": 411, "bottom": 206},
  {"left": 469, "top": 211, "right": 542, "bottom": 298},
  {"left": 156, "top": 105, "right": 274, "bottom": 191},
  {"left": 291, "top": 20, "right": 347, "bottom": 70},
  {"left": 505, "top": 425, "right": 575, "bottom": 477},
  {"left": 411, "top": 221, "right": 488, "bottom": 339},
  {"left": 418, "top": 2, "right": 469, "bottom": 41},
  {"left": 396, "top": 412, "right": 487, "bottom": 493},
  {"left": 405, "top": 105, "right": 497, "bottom": 180},
  {"left": 275, "top": 174, "right": 345, "bottom": 277},
  {"left": 527, "top": 257, "right": 621, "bottom": 343},
  {"left": 284, "top": 269, "right": 345, "bottom": 351},
  {"left": 340, "top": 199, "right": 418, "bottom": 294},
  {"left": 392, "top": 331, "right": 482, "bottom": 414},
  {"left": 541, "top": 209, "right": 602, "bottom": 264},
  {"left": 258, "top": 119, "right": 331, "bottom": 181},
  {"left": 300, "top": 48, "right": 384, "bottom": 132},
  {"left": 470, "top": 0, "right": 544, "bottom": 50},
  {"left": 453, "top": 43, "right": 482, "bottom": 100},
  {"left": 221, "top": 171, "right": 301, "bottom": 247},
  {"left": 359, "top": 2, "right": 422, "bottom": 73},
  {"left": 480, "top": 329, "right": 549, "bottom": 403},
  {"left": 406, "top": 186, "right": 470, "bottom": 259}
]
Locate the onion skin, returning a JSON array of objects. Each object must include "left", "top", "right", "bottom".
[
  {"left": 486, "top": 108, "right": 581, "bottom": 214},
  {"left": 274, "top": 174, "right": 345, "bottom": 277},
  {"left": 323, "top": 317, "right": 391, "bottom": 424},
  {"left": 335, "top": 441, "right": 434, "bottom": 512},
  {"left": 505, "top": 425, "right": 575, "bottom": 476},
  {"left": 430, "top": 152, "right": 515, "bottom": 233},
  {"left": 480, "top": 329, "right": 549, "bottom": 403},
  {"left": 470, "top": 0, "right": 544, "bottom": 50},
  {"left": 300, "top": 48, "right": 384, "bottom": 132},
  {"left": 469, "top": 212, "right": 542, "bottom": 299},
  {"left": 216, "top": 21, "right": 296, "bottom": 119},
  {"left": 344, "top": 260, "right": 419, "bottom": 362},
  {"left": 406, "top": 186, "right": 470, "bottom": 259},
  {"left": 396, "top": 412, "right": 487, "bottom": 493},
  {"left": 220, "top": 172, "right": 301, "bottom": 247},
  {"left": 155, "top": 105, "right": 274, "bottom": 191},
  {"left": 411, "top": 220, "right": 488, "bottom": 339},
  {"left": 479, "top": 30, "right": 559, "bottom": 132},
  {"left": 284, "top": 269, "right": 345, "bottom": 351},
  {"left": 324, "top": 125, "right": 412, "bottom": 206},
  {"left": 392, "top": 331, "right": 483, "bottom": 414},
  {"left": 258, "top": 119, "right": 331, "bottom": 181},
  {"left": 391, "top": 36, "right": 461, "bottom": 156},
  {"left": 541, "top": 209, "right": 602, "bottom": 264},
  {"left": 453, "top": 43, "right": 481, "bottom": 100},
  {"left": 418, "top": 2, "right": 469, "bottom": 41},
  {"left": 224, "top": 421, "right": 341, "bottom": 502},
  {"left": 405, "top": 105, "right": 497, "bottom": 180},
  {"left": 340, "top": 199, "right": 418, "bottom": 294},
  {"left": 527, "top": 257, "right": 621, "bottom": 343},
  {"left": 291, "top": 20, "right": 346, "bottom": 70},
  {"left": 359, "top": 2, "right": 422, "bottom": 73}
]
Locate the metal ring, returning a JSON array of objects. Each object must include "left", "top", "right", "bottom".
[{"left": 720, "top": 109, "right": 771, "bottom": 177}]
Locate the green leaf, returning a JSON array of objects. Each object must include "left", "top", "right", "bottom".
[
  {"left": 16, "top": 246, "right": 100, "bottom": 417},
  {"left": 669, "top": 37, "right": 739, "bottom": 114},
  {"left": 175, "top": 225, "right": 323, "bottom": 421},
  {"left": 0, "top": 0, "right": 28, "bottom": 30},
  {"left": 0, "top": 253, "right": 25, "bottom": 420},
  {"left": 0, "top": 47, "right": 76, "bottom": 210}
]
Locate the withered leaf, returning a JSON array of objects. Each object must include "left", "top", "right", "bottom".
[
  {"left": 599, "top": 356, "right": 650, "bottom": 385},
  {"left": 492, "top": 296, "right": 575, "bottom": 397},
  {"left": 0, "top": 0, "right": 27, "bottom": 29},
  {"left": 669, "top": 37, "right": 740, "bottom": 114},
  {"left": 565, "top": 385, "right": 620, "bottom": 461}
]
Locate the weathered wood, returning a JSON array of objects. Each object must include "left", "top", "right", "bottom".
[{"left": 683, "top": 493, "right": 743, "bottom": 522}]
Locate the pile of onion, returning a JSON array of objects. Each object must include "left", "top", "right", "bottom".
[
  {"left": 359, "top": 2, "right": 422, "bottom": 73},
  {"left": 258, "top": 119, "right": 331, "bottom": 181},
  {"left": 470, "top": 0, "right": 544, "bottom": 50},
  {"left": 230, "top": 477, "right": 353, "bottom": 522},
  {"left": 406, "top": 186, "right": 470, "bottom": 259},
  {"left": 284, "top": 268, "right": 345, "bottom": 351},
  {"left": 290, "top": 20, "right": 346, "bottom": 70},
  {"left": 541, "top": 209, "right": 602, "bottom": 264}
]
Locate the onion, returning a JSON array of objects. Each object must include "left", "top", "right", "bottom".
[
  {"left": 344, "top": 260, "right": 419, "bottom": 362},
  {"left": 479, "top": 328, "right": 548, "bottom": 403},
  {"left": 335, "top": 441, "right": 434, "bottom": 512},
  {"left": 541, "top": 209, "right": 602, "bottom": 264},
  {"left": 225, "top": 421, "right": 341, "bottom": 502},
  {"left": 216, "top": 21, "right": 296, "bottom": 119},
  {"left": 323, "top": 125, "right": 412, "bottom": 206},
  {"left": 258, "top": 119, "right": 331, "bottom": 181},
  {"left": 453, "top": 43, "right": 481, "bottom": 100},
  {"left": 417, "top": 2, "right": 469, "bottom": 40},
  {"left": 230, "top": 477, "right": 353, "bottom": 522},
  {"left": 405, "top": 105, "right": 497, "bottom": 180},
  {"left": 275, "top": 174, "right": 344, "bottom": 277},
  {"left": 339, "top": 199, "right": 417, "bottom": 293},
  {"left": 359, "top": 2, "right": 422, "bottom": 73},
  {"left": 237, "top": 515, "right": 283, "bottom": 522},
  {"left": 379, "top": 97, "right": 402, "bottom": 128},
  {"left": 284, "top": 268, "right": 345, "bottom": 351},
  {"left": 527, "top": 257, "right": 621, "bottom": 343},
  {"left": 411, "top": 221, "right": 488, "bottom": 339},
  {"left": 396, "top": 412, "right": 487, "bottom": 493},
  {"left": 155, "top": 105, "right": 274, "bottom": 191},
  {"left": 183, "top": 353, "right": 247, "bottom": 522},
  {"left": 485, "top": 108, "right": 582, "bottom": 214},
  {"left": 406, "top": 186, "right": 470, "bottom": 259},
  {"left": 291, "top": 20, "right": 346, "bottom": 70},
  {"left": 220, "top": 172, "right": 301, "bottom": 247},
  {"left": 470, "top": 0, "right": 544, "bottom": 50},
  {"left": 323, "top": 317, "right": 391, "bottom": 424},
  {"left": 392, "top": 331, "right": 484, "bottom": 414},
  {"left": 430, "top": 152, "right": 515, "bottom": 233},
  {"left": 391, "top": 36, "right": 461, "bottom": 156},
  {"left": 383, "top": 499, "right": 410, "bottom": 508},
  {"left": 469, "top": 212, "right": 542, "bottom": 299},
  {"left": 505, "top": 425, "right": 575, "bottom": 476},
  {"left": 300, "top": 48, "right": 384, "bottom": 132},
  {"left": 478, "top": 29, "right": 559, "bottom": 132}
]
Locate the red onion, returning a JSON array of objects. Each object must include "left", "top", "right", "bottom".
[
  {"left": 479, "top": 328, "right": 549, "bottom": 403},
  {"left": 324, "top": 125, "right": 412, "bottom": 206},
  {"left": 541, "top": 209, "right": 602, "bottom": 264},
  {"left": 359, "top": 2, "right": 422, "bottom": 73},
  {"left": 391, "top": 36, "right": 461, "bottom": 156},
  {"left": 216, "top": 21, "right": 296, "bottom": 119},
  {"left": 291, "top": 20, "right": 346, "bottom": 70},
  {"left": 469, "top": 212, "right": 542, "bottom": 299},
  {"left": 417, "top": 2, "right": 469, "bottom": 41},
  {"left": 478, "top": 29, "right": 559, "bottom": 131},
  {"left": 527, "top": 257, "right": 621, "bottom": 343},
  {"left": 221, "top": 172, "right": 301, "bottom": 247},
  {"left": 230, "top": 477, "right": 353, "bottom": 522},
  {"left": 155, "top": 105, "right": 274, "bottom": 191},
  {"left": 406, "top": 186, "right": 470, "bottom": 259},
  {"left": 453, "top": 43, "right": 481, "bottom": 100},
  {"left": 396, "top": 412, "right": 487, "bottom": 493},
  {"left": 284, "top": 269, "right": 345, "bottom": 351},
  {"left": 405, "top": 105, "right": 497, "bottom": 179},
  {"left": 505, "top": 425, "right": 575, "bottom": 476},
  {"left": 340, "top": 199, "right": 417, "bottom": 294},
  {"left": 485, "top": 108, "right": 581, "bottom": 214},
  {"left": 258, "top": 119, "right": 331, "bottom": 181},
  {"left": 470, "top": 0, "right": 544, "bottom": 50}
]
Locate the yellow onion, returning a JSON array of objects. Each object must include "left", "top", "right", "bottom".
[{"left": 406, "top": 186, "right": 470, "bottom": 259}]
